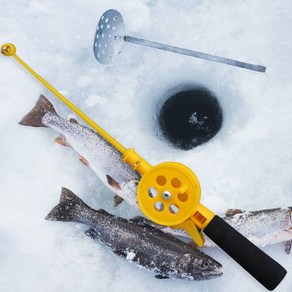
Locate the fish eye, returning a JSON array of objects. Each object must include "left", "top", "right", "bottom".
[{"left": 202, "top": 261, "right": 210, "bottom": 268}]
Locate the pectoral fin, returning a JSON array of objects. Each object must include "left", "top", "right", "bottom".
[
  {"left": 85, "top": 228, "right": 100, "bottom": 240},
  {"left": 55, "top": 135, "right": 71, "bottom": 147}
]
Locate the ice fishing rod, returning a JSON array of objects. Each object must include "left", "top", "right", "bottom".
[
  {"left": 93, "top": 9, "right": 266, "bottom": 73},
  {"left": 1, "top": 43, "right": 285, "bottom": 290}
]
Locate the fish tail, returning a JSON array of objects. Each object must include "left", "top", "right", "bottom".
[
  {"left": 19, "top": 94, "right": 57, "bottom": 127},
  {"left": 45, "top": 187, "right": 92, "bottom": 223}
]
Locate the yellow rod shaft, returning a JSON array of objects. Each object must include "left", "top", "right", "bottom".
[{"left": 5, "top": 45, "right": 127, "bottom": 154}]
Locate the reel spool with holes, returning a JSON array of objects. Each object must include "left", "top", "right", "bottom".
[
  {"left": 137, "top": 162, "right": 201, "bottom": 226},
  {"left": 93, "top": 9, "right": 266, "bottom": 72}
]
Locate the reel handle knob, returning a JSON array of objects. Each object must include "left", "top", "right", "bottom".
[{"left": 204, "top": 216, "right": 287, "bottom": 290}]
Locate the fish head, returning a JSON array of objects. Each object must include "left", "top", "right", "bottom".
[
  {"left": 175, "top": 253, "right": 223, "bottom": 280},
  {"left": 120, "top": 179, "right": 140, "bottom": 208}
]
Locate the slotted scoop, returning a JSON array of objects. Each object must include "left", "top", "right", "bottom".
[{"left": 93, "top": 9, "right": 266, "bottom": 72}]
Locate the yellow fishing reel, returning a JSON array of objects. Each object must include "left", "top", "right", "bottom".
[
  {"left": 1, "top": 43, "right": 286, "bottom": 291},
  {"left": 136, "top": 162, "right": 214, "bottom": 247},
  {"left": 138, "top": 162, "right": 201, "bottom": 226},
  {"left": 123, "top": 148, "right": 214, "bottom": 246}
]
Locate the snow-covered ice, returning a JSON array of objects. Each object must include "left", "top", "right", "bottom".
[{"left": 0, "top": 1, "right": 291, "bottom": 291}]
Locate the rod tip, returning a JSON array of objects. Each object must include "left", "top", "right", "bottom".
[{"left": 1, "top": 43, "right": 16, "bottom": 56}]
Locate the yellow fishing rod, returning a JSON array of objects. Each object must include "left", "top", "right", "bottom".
[{"left": 1, "top": 43, "right": 286, "bottom": 291}]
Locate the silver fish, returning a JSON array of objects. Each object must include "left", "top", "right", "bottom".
[
  {"left": 19, "top": 95, "right": 140, "bottom": 208},
  {"left": 151, "top": 207, "right": 292, "bottom": 253},
  {"left": 20, "top": 96, "right": 292, "bottom": 252},
  {"left": 46, "top": 187, "right": 223, "bottom": 280}
]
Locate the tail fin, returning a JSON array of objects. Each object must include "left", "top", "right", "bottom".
[
  {"left": 45, "top": 187, "right": 91, "bottom": 223},
  {"left": 19, "top": 94, "right": 57, "bottom": 127}
]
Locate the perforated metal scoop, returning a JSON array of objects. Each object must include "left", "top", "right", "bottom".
[
  {"left": 93, "top": 9, "right": 266, "bottom": 72},
  {"left": 93, "top": 10, "right": 125, "bottom": 64}
]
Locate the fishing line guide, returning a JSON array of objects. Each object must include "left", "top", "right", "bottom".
[{"left": 1, "top": 43, "right": 286, "bottom": 290}]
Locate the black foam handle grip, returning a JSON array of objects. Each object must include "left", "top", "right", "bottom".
[{"left": 204, "top": 215, "right": 287, "bottom": 290}]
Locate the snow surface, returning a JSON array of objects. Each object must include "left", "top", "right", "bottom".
[{"left": 0, "top": 0, "right": 292, "bottom": 291}]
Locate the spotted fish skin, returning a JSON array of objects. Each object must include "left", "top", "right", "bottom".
[
  {"left": 221, "top": 207, "right": 292, "bottom": 248},
  {"left": 46, "top": 187, "right": 223, "bottom": 281},
  {"left": 19, "top": 95, "right": 140, "bottom": 207}
]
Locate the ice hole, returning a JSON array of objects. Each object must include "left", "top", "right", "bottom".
[{"left": 158, "top": 88, "right": 223, "bottom": 150}]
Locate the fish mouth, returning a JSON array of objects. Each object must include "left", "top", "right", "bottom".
[{"left": 201, "top": 268, "right": 223, "bottom": 279}]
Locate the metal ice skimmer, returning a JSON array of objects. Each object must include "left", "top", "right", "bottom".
[{"left": 93, "top": 9, "right": 266, "bottom": 73}]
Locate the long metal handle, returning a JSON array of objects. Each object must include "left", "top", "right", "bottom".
[{"left": 125, "top": 36, "right": 266, "bottom": 73}]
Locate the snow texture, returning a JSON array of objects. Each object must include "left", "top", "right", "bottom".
[{"left": 0, "top": 0, "right": 291, "bottom": 291}]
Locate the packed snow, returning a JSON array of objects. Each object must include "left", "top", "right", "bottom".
[{"left": 0, "top": 1, "right": 291, "bottom": 291}]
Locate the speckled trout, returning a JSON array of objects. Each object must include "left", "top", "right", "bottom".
[
  {"left": 46, "top": 187, "right": 223, "bottom": 280},
  {"left": 19, "top": 95, "right": 140, "bottom": 208},
  {"left": 20, "top": 95, "right": 292, "bottom": 252},
  {"left": 152, "top": 207, "right": 292, "bottom": 253}
]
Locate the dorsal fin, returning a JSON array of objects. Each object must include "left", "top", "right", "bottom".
[
  {"left": 130, "top": 216, "right": 152, "bottom": 226},
  {"left": 225, "top": 208, "right": 243, "bottom": 216},
  {"left": 69, "top": 117, "right": 78, "bottom": 124}
]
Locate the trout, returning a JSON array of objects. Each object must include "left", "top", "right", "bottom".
[
  {"left": 46, "top": 187, "right": 223, "bottom": 280},
  {"left": 19, "top": 95, "right": 140, "bottom": 208}
]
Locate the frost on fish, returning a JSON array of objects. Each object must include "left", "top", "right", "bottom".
[
  {"left": 46, "top": 187, "right": 223, "bottom": 281},
  {"left": 19, "top": 95, "right": 141, "bottom": 207}
]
